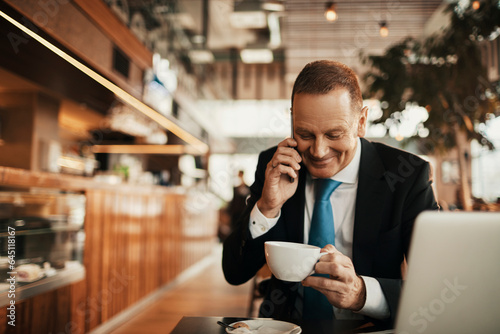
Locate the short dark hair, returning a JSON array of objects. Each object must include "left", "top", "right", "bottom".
[{"left": 291, "top": 60, "right": 363, "bottom": 111}]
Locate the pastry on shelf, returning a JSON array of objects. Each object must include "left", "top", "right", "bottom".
[{"left": 15, "top": 264, "right": 44, "bottom": 282}]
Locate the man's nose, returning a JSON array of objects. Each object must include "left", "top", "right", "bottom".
[{"left": 310, "top": 137, "right": 329, "bottom": 158}]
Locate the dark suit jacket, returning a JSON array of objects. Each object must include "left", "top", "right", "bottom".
[{"left": 222, "top": 138, "right": 438, "bottom": 326}]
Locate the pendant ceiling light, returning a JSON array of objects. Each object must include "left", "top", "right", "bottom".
[
  {"left": 379, "top": 21, "right": 389, "bottom": 37},
  {"left": 325, "top": 2, "right": 338, "bottom": 22}
]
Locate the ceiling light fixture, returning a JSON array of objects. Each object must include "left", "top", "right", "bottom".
[
  {"left": 324, "top": 2, "right": 338, "bottom": 22},
  {"left": 379, "top": 21, "right": 389, "bottom": 37},
  {"left": 188, "top": 49, "right": 214, "bottom": 64},
  {"left": 240, "top": 49, "right": 274, "bottom": 63},
  {"left": 261, "top": 1, "right": 285, "bottom": 12}
]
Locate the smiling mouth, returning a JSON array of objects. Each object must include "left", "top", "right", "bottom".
[{"left": 307, "top": 156, "right": 334, "bottom": 167}]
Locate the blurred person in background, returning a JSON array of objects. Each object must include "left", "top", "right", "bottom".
[
  {"left": 218, "top": 170, "right": 251, "bottom": 242},
  {"left": 228, "top": 170, "right": 251, "bottom": 231}
]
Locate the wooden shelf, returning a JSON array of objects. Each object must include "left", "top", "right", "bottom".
[
  {"left": 0, "top": 262, "right": 85, "bottom": 307},
  {"left": 0, "top": 166, "right": 173, "bottom": 194}
]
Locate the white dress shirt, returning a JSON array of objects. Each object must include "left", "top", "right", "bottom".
[{"left": 249, "top": 138, "right": 390, "bottom": 320}]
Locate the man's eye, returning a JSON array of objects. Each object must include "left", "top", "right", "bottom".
[
  {"left": 297, "top": 134, "right": 313, "bottom": 140},
  {"left": 326, "top": 134, "right": 341, "bottom": 140}
]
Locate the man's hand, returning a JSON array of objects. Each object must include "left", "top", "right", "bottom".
[
  {"left": 256, "top": 138, "right": 302, "bottom": 218},
  {"left": 302, "top": 245, "right": 366, "bottom": 311}
]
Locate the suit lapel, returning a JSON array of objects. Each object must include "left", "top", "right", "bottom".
[
  {"left": 353, "top": 138, "right": 389, "bottom": 274},
  {"left": 283, "top": 164, "right": 307, "bottom": 243}
]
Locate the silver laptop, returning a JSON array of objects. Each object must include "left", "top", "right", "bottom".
[{"left": 394, "top": 211, "right": 500, "bottom": 334}]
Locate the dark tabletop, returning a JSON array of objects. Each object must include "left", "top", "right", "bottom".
[{"left": 170, "top": 316, "right": 391, "bottom": 334}]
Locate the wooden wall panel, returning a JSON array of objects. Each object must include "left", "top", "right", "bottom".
[
  {"left": 15, "top": 299, "right": 32, "bottom": 334},
  {"left": 84, "top": 189, "right": 104, "bottom": 330},
  {"left": 0, "top": 92, "right": 36, "bottom": 170},
  {"left": 128, "top": 194, "right": 140, "bottom": 308},
  {"left": 0, "top": 307, "right": 6, "bottom": 334},
  {"left": 82, "top": 188, "right": 217, "bottom": 332},
  {"left": 71, "top": 0, "right": 152, "bottom": 70},
  {"left": 53, "top": 286, "right": 71, "bottom": 333},
  {"left": 99, "top": 190, "right": 113, "bottom": 323},
  {"left": 111, "top": 192, "right": 123, "bottom": 320},
  {"left": 70, "top": 279, "right": 86, "bottom": 334},
  {"left": 2, "top": 283, "right": 84, "bottom": 334}
]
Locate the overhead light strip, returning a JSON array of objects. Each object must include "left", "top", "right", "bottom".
[{"left": 0, "top": 9, "right": 208, "bottom": 154}]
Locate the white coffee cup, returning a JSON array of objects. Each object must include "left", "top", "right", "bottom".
[{"left": 264, "top": 241, "right": 328, "bottom": 282}]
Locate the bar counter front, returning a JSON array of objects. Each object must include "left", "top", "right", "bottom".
[{"left": 0, "top": 166, "right": 220, "bottom": 333}]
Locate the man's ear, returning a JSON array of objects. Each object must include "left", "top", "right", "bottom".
[{"left": 357, "top": 106, "right": 369, "bottom": 137}]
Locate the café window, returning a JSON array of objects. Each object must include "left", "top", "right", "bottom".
[{"left": 441, "top": 160, "right": 460, "bottom": 184}]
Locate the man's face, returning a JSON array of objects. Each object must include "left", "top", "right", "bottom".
[{"left": 292, "top": 89, "right": 368, "bottom": 179}]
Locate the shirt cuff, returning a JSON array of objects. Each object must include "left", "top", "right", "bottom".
[
  {"left": 248, "top": 204, "right": 280, "bottom": 239},
  {"left": 356, "top": 276, "right": 390, "bottom": 320}
]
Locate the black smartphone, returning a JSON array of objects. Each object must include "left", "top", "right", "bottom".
[{"left": 290, "top": 111, "right": 295, "bottom": 182}]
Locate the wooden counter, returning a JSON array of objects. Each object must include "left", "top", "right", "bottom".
[{"left": 0, "top": 167, "right": 220, "bottom": 333}]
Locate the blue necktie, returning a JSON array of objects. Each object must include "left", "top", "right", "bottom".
[{"left": 303, "top": 178, "right": 342, "bottom": 319}]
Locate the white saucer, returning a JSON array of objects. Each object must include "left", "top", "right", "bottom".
[{"left": 226, "top": 319, "right": 301, "bottom": 333}]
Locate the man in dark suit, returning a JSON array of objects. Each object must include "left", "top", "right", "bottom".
[{"left": 222, "top": 60, "right": 438, "bottom": 327}]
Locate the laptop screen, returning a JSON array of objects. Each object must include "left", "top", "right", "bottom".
[{"left": 395, "top": 211, "right": 500, "bottom": 334}]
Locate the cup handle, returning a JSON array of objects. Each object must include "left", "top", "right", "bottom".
[
  {"left": 309, "top": 252, "right": 329, "bottom": 276},
  {"left": 318, "top": 251, "right": 329, "bottom": 258}
]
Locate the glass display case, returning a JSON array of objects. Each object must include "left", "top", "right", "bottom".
[{"left": 0, "top": 190, "right": 86, "bottom": 306}]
